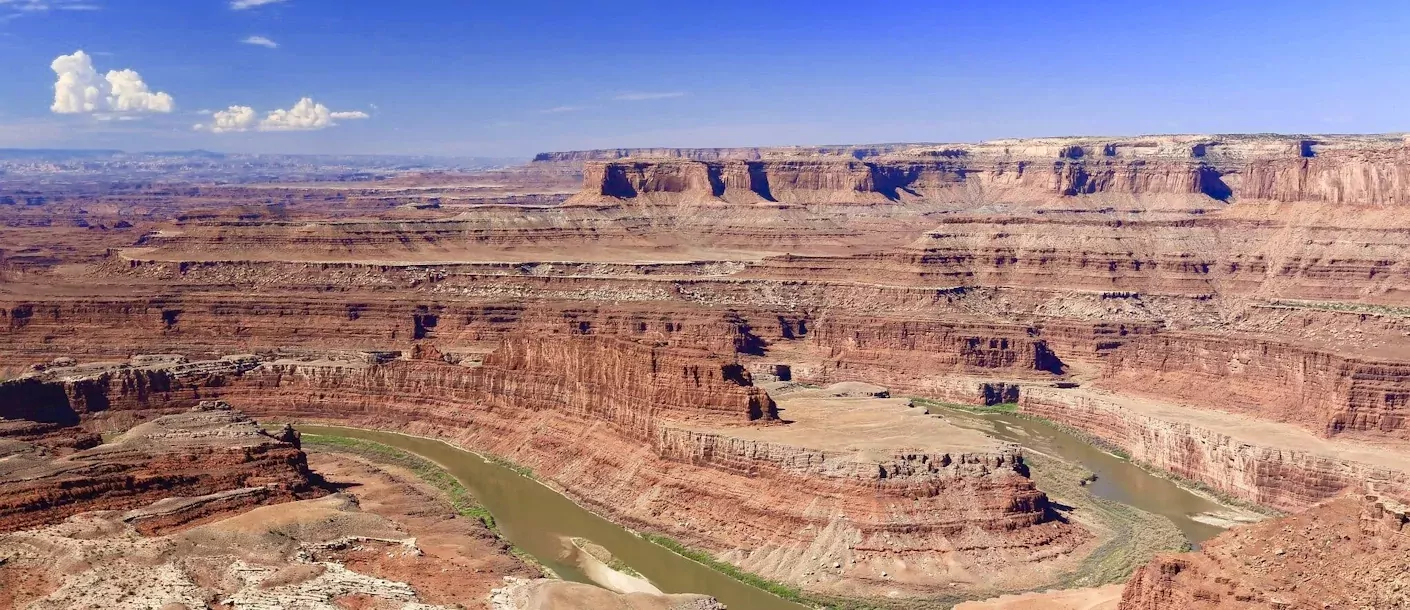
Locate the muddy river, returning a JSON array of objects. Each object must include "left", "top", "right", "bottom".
[
  {"left": 927, "top": 406, "right": 1229, "bottom": 544},
  {"left": 297, "top": 424, "right": 810, "bottom": 610}
]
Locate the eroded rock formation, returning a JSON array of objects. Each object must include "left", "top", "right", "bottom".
[
  {"left": 0, "top": 400, "right": 316, "bottom": 534},
  {"left": 1118, "top": 494, "right": 1410, "bottom": 609}
]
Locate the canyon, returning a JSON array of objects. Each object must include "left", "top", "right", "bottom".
[{"left": 3, "top": 133, "right": 1410, "bottom": 608}]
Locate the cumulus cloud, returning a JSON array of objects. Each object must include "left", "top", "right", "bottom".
[
  {"left": 241, "top": 35, "right": 278, "bottom": 49},
  {"left": 230, "top": 0, "right": 284, "bottom": 9},
  {"left": 613, "top": 91, "right": 686, "bottom": 101},
  {"left": 50, "top": 50, "right": 173, "bottom": 115},
  {"left": 200, "top": 105, "right": 257, "bottom": 132},
  {"left": 259, "top": 97, "right": 334, "bottom": 131},
  {"left": 195, "top": 98, "right": 369, "bottom": 133}
]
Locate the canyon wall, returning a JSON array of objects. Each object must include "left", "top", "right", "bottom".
[
  {"left": 1100, "top": 333, "right": 1410, "bottom": 441},
  {"left": 9, "top": 132, "right": 1410, "bottom": 603},
  {"left": 1018, "top": 388, "right": 1410, "bottom": 512}
]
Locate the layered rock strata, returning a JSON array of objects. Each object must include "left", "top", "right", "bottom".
[
  {"left": 1018, "top": 387, "right": 1410, "bottom": 512},
  {"left": 9, "top": 133, "right": 1410, "bottom": 603},
  {"left": 1099, "top": 332, "right": 1410, "bottom": 441},
  {"left": 0, "top": 400, "right": 316, "bottom": 533},
  {"left": 567, "top": 134, "right": 1410, "bottom": 207}
]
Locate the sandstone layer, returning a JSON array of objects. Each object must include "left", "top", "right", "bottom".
[
  {"left": 0, "top": 400, "right": 316, "bottom": 534},
  {"left": 566, "top": 135, "right": 1410, "bottom": 207}
]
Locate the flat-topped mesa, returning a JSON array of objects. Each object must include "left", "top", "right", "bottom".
[
  {"left": 0, "top": 355, "right": 264, "bottom": 433},
  {"left": 0, "top": 335, "right": 775, "bottom": 431},
  {"left": 533, "top": 144, "right": 917, "bottom": 163},
  {"left": 563, "top": 134, "right": 1410, "bottom": 207}
]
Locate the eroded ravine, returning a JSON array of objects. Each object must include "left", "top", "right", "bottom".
[{"left": 297, "top": 425, "right": 811, "bottom": 610}]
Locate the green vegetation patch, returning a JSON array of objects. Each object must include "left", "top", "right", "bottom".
[
  {"left": 911, "top": 397, "right": 1018, "bottom": 414},
  {"left": 485, "top": 453, "right": 536, "bottom": 478},
  {"left": 641, "top": 534, "right": 807, "bottom": 603}
]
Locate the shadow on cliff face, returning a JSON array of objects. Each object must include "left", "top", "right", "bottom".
[
  {"left": 746, "top": 162, "right": 776, "bottom": 202},
  {"left": 726, "top": 313, "right": 767, "bottom": 356},
  {"left": 719, "top": 364, "right": 751, "bottom": 386},
  {"left": 867, "top": 163, "right": 923, "bottom": 201},
  {"left": 601, "top": 165, "right": 639, "bottom": 198},
  {"left": 1035, "top": 344, "right": 1067, "bottom": 375},
  {"left": 1198, "top": 167, "right": 1234, "bottom": 202},
  {"left": 0, "top": 378, "right": 80, "bottom": 425}
]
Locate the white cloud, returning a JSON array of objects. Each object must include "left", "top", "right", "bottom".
[
  {"left": 50, "top": 50, "right": 173, "bottom": 115},
  {"left": 104, "top": 68, "right": 174, "bottom": 112},
  {"left": 196, "top": 97, "right": 369, "bottom": 133},
  {"left": 230, "top": 0, "right": 284, "bottom": 9},
  {"left": 204, "top": 105, "right": 258, "bottom": 132},
  {"left": 241, "top": 35, "right": 278, "bottom": 49},
  {"left": 540, "top": 105, "right": 584, "bottom": 113},
  {"left": 259, "top": 97, "right": 332, "bottom": 131},
  {"left": 613, "top": 91, "right": 686, "bottom": 101}
]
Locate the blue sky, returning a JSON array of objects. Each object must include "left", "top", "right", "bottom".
[{"left": 2, "top": 0, "right": 1409, "bottom": 156}]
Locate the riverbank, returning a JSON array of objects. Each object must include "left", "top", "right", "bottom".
[
  {"left": 924, "top": 401, "right": 1264, "bottom": 544},
  {"left": 1025, "top": 454, "right": 1186, "bottom": 587},
  {"left": 296, "top": 423, "right": 1189, "bottom": 610}
]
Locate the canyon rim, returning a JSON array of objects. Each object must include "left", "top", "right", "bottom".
[{"left": 2, "top": 133, "right": 1410, "bottom": 609}]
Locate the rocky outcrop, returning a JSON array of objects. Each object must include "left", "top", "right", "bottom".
[
  {"left": 1, "top": 454, "right": 537, "bottom": 610},
  {"left": 1118, "top": 494, "right": 1410, "bottom": 609},
  {"left": 0, "top": 400, "right": 317, "bottom": 533},
  {"left": 808, "top": 316, "right": 1065, "bottom": 388}
]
